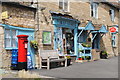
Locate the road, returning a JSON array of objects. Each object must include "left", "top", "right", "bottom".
[{"left": 31, "top": 57, "right": 118, "bottom": 78}]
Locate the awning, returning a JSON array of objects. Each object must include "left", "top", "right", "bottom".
[
  {"left": 99, "top": 25, "right": 108, "bottom": 33},
  {"left": 0, "top": 24, "right": 35, "bottom": 31},
  {"left": 91, "top": 24, "right": 108, "bottom": 33},
  {"left": 78, "top": 21, "right": 95, "bottom": 30}
]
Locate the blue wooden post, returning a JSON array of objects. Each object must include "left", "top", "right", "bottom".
[
  {"left": 74, "top": 26, "right": 78, "bottom": 59},
  {"left": 53, "top": 25, "right": 57, "bottom": 50}
]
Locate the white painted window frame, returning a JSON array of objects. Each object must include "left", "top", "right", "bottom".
[
  {"left": 110, "top": 9, "right": 115, "bottom": 22},
  {"left": 5, "top": 29, "right": 17, "bottom": 49},
  {"left": 58, "top": 0, "right": 70, "bottom": 12},
  {"left": 90, "top": 2, "right": 98, "bottom": 19}
]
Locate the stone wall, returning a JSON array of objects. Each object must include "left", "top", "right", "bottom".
[
  {"left": 36, "top": 2, "right": 59, "bottom": 50},
  {"left": 2, "top": 3, "right": 36, "bottom": 29}
]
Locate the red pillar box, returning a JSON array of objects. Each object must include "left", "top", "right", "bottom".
[{"left": 17, "top": 35, "right": 28, "bottom": 70}]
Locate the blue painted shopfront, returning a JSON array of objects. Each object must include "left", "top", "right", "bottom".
[
  {"left": 78, "top": 21, "right": 95, "bottom": 60},
  {"left": 51, "top": 12, "right": 80, "bottom": 57},
  {"left": 0, "top": 24, "right": 35, "bottom": 68}
]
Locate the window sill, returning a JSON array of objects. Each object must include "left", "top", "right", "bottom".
[{"left": 5, "top": 47, "right": 18, "bottom": 50}]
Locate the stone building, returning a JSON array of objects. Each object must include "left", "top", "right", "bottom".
[
  {"left": 0, "top": 0, "right": 119, "bottom": 69},
  {"left": 0, "top": 2, "right": 37, "bottom": 69},
  {"left": 35, "top": 1, "right": 119, "bottom": 62}
]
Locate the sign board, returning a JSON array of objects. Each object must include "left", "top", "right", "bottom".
[
  {"left": 2, "top": 11, "right": 8, "bottom": 19},
  {"left": 109, "top": 27, "right": 117, "bottom": 33},
  {"left": 42, "top": 31, "right": 51, "bottom": 44}
]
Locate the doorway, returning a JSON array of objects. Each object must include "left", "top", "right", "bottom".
[{"left": 62, "top": 28, "right": 74, "bottom": 54}]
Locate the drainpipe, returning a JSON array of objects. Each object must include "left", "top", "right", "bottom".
[{"left": 36, "top": 0, "right": 40, "bottom": 31}]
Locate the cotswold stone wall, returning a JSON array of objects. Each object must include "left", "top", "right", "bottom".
[
  {"left": 36, "top": 2, "right": 59, "bottom": 50},
  {"left": 2, "top": 3, "right": 36, "bottom": 29}
]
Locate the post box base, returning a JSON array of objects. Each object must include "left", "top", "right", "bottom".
[{"left": 18, "top": 62, "right": 27, "bottom": 71}]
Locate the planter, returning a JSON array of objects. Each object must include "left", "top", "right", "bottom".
[
  {"left": 100, "top": 51, "right": 108, "bottom": 59},
  {"left": 100, "top": 54, "right": 108, "bottom": 59},
  {"left": 78, "top": 57, "right": 82, "bottom": 60}
]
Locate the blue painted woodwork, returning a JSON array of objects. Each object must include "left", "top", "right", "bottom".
[
  {"left": 99, "top": 25, "right": 108, "bottom": 33},
  {"left": 1, "top": 24, "right": 35, "bottom": 68},
  {"left": 74, "top": 27, "right": 78, "bottom": 57},
  {"left": 51, "top": 14, "right": 80, "bottom": 58},
  {"left": 0, "top": 24, "right": 34, "bottom": 31},
  {"left": 85, "top": 21, "right": 95, "bottom": 30},
  {"left": 92, "top": 33, "right": 98, "bottom": 41},
  {"left": 78, "top": 29, "right": 84, "bottom": 37},
  {"left": 78, "top": 43, "right": 92, "bottom": 60},
  {"left": 78, "top": 27, "right": 85, "bottom": 30},
  {"left": 18, "top": 30, "right": 35, "bottom": 68}
]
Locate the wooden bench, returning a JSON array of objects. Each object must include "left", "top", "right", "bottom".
[{"left": 39, "top": 50, "right": 67, "bottom": 70}]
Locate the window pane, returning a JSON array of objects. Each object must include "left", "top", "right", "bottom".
[
  {"left": 59, "top": 0, "right": 63, "bottom": 9},
  {"left": 5, "top": 29, "right": 11, "bottom": 38},
  {"left": 5, "top": 29, "right": 11, "bottom": 48},
  {"left": 64, "top": 0, "right": 68, "bottom": 11},
  {"left": 91, "top": 3, "right": 98, "bottom": 18},
  {"left": 12, "top": 30, "right": 16, "bottom": 38},
  {"left": 12, "top": 30, "right": 17, "bottom": 47},
  {"left": 5, "top": 38, "right": 11, "bottom": 48},
  {"left": 12, "top": 39, "right": 17, "bottom": 47}
]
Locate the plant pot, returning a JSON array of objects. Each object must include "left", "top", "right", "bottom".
[
  {"left": 78, "top": 58, "right": 82, "bottom": 60},
  {"left": 100, "top": 54, "right": 108, "bottom": 59}
]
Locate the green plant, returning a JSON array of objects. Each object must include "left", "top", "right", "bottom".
[
  {"left": 86, "top": 56, "right": 90, "bottom": 60},
  {"left": 102, "top": 51, "right": 108, "bottom": 55},
  {"left": 82, "top": 43, "right": 91, "bottom": 47},
  {"left": 66, "top": 56, "right": 71, "bottom": 59},
  {"left": 30, "top": 40, "right": 38, "bottom": 50},
  {"left": 81, "top": 56, "right": 85, "bottom": 59},
  {"left": 79, "top": 50, "right": 84, "bottom": 53}
]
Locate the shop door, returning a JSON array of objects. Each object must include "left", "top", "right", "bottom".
[{"left": 55, "top": 27, "right": 63, "bottom": 54}]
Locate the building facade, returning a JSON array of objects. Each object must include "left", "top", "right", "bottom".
[
  {"left": 0, "top": 1, "right": 119, "bottom": 69},
  {"left": 36, "top": 1, "right": 119, "bottom": 58}
]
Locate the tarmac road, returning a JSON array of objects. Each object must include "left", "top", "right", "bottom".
[{"left": 31, "top": 56, "right": 118, "bottom": 78}]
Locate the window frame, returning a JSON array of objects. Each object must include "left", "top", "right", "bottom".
[
  {"left": 90, "top": 2, "right": 98, "bottom": 19},
  {"left": 4, "top": 28, "right": 18, "bottom": 50},
  {"left": 111, "top": 33, "right": 117, "bottom": 47},
  {"left": 110, "top": 9, "right": 115, "bottom": 22},
  {"left": 58, "top": 0, "right": 70, "bottom": 12}
]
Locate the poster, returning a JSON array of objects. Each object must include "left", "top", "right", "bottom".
[{"left": 42, "top": 31, "right": 51, "bottom": 44}]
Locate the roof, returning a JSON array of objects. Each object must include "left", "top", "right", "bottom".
[
  {"left": 98, "top": 0, "right": 120, "bottom": 9},
  {"left": 79, "top": 22, "right": 88, "bottom": 27},
  {"left": 109, "top": 2, "right": 120, "bottom": 9},
  {"left": 93, "top": 24, "right": 103, "bottom": 30},
  {"left": 50, "top": 11, "right": 80, "bottom": 23},
  {"left": 2, "top": 2, "right": 37, "bottom": 10}
]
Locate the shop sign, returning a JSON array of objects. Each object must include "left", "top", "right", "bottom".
[
  {"left": 42, "top": 31, "right": 51, "bottom": 44},
  {"left": 109, "top": 27, "right": 117, "bottom": 33},
  {"left": 1, "top": 11, "right": 8, "bottom": 19}
]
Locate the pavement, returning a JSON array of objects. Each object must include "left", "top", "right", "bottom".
[{"left": 30, "top": 56, "right": 118, "bottom": 78}]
